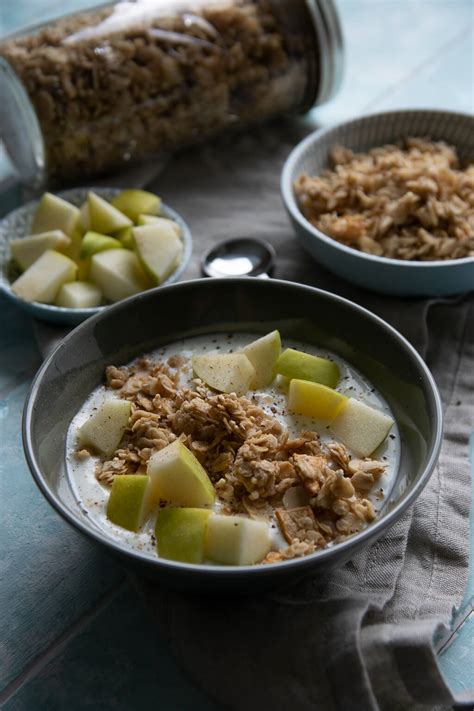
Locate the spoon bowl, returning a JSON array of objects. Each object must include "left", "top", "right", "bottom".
[{"left": 202, "top": 237, "right": 275, "bottom": 278}]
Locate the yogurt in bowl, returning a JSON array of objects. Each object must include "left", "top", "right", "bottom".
[{"left": 67, "top": 330, "right": 400, "bottom": 567}]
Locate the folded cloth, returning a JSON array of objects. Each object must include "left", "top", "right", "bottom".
[{"left": 131, "top": 120, "right": 473, "bottom": 711}]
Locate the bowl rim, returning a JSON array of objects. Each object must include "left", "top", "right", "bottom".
[
  {"left": 22, "top": 277, "right": 444, "bottom": 578},
  {"left": 281, "top": 108, "right": 474, "bottom": 269},
  {"left": 0, "top": 186, "right": 193, "bottom": 319}
]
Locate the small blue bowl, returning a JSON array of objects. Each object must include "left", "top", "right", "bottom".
[
  {"left": 281, "top": 109, "right": 474, "bottom": 296},
  {"left": 0, "top": 187, "right": 193, "bottom": 325}
]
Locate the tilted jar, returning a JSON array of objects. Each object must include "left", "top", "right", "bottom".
[{"left": 0, "top": 0, "right": 344, "bottom": 186}]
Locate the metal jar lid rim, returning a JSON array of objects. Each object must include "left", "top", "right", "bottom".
[
  {"left": 304, "top": 0, "right": 345, "bottom": 109},
  {"left": 0, "top": 58, "right": 46, "bottom": 189}
]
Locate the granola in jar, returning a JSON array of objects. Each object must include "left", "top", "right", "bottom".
[{"left": 0, "top": 0, "right": 343, "bottom": 183}]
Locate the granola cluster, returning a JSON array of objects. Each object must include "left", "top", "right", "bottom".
[
  {"left": 1, "top": 0, "right": 308, "bottom": 181},
  {"left": 294, "top": 138, "right": 474, "bottom": 261},
  {"left": 84, "top": 355, "right": 387, "bottom": 563}
]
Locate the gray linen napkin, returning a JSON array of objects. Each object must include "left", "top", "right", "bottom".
[{"left": 34, "top": 119, "right": 473, "bottom": 709}]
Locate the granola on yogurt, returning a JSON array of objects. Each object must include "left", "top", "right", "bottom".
[{"left": 83, "top": 352, "right": 388, "bottom": 562}]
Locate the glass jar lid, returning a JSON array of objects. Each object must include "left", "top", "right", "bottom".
[{"left": 303, "top": 0, "right": 345, "bottom": 110}]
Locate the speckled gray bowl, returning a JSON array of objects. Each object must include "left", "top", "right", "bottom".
[
  {"left": 0, "top": 187, "right": 193, "bottom": 325},
  {"left": 23, "top": 278, "right": 442, "bottom": 594},
  {"left": 281, "top": 109, "right": 474, "bottom": 296}
]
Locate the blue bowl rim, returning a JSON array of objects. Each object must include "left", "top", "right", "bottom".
[
  {"left": 22, "top": 276, "right": 444, "bottom": 577},
  {"left": 0, "top": 186, "right": 193, "bottom": 319},
  {"left": 281, "top": 108, "right": 474, "bottom": 270}
]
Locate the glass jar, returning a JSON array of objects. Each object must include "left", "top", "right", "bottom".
[{"left": 0, "top": 0, "right": 343, "bottom": 187}]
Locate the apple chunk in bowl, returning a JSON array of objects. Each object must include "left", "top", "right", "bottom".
[
  {"left": 0, "top": 187, "right": 192, "bottom": 325},
  {"left": 23, "top": 278, "right": 442, "bottom": 593}
]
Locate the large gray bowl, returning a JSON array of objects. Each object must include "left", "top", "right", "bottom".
[
  {"left": 281, "top": 109, "right": 474, "bottom": 296},
  {"left": 23, "top": 278, "right": 442, "bottom": 593}
]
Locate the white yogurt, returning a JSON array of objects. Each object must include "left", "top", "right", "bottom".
[{"left": 66, "top": 333, "right": 400, "bottom": 560}]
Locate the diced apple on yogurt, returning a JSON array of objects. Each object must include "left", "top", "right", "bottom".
[
  {"left": 205, "top": 514, "right": 272, "bottom": 566},
  {"left": 192, "top": 330, "right": 282, "bottom": 395},
  {"left": 330, "top": 398, "right": 394, "bottom": 457},
  {"left": 78, "top": 398, "right": 131, "bottom": 457}
]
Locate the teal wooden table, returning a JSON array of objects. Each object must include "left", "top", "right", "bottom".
[{"left": 1, "top": 1, "right": 473, "bottom": 708}]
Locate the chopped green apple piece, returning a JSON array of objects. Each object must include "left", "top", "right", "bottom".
[
  {"left": 137, "top": 214, "right": 181, "bottom": 237},
  {"left": 115, "top": 226, "right": 135, "bottom": 250},
  {"left": 107, "top": 475, "right": 150, "bottom": 532},
  {"left": 240, "top": 330, "right": 281, "bottom": 389},
  {"left": 80, "top": 231, "right": 122, "bottom": 259},
  {"left": 192, "top": 353, "right": 255, "bottom": 396},
  {"left": 77, "top": 257, "right": 91, "bottom": 281},
  {"left": 11, "top": 250, "right": 77, "bottom": 304},
  {"left": 147, "top": 440, "right": 216, "bottom": 508},
  {"left": 90, "top": 249, "right": 150, "bottom": 302},
  {"left": 275, "top": 348, "right": 340, "bottom": 388},
  {"left": 78, "top": 202, "right": 90, "bottom": 232},
  {"left": 31, "top": 192, "right": 80, "bottom": 237},
  {"left": 56, "top": 281, "right": 102, "bottom": 309},
  {"left": 87, "top": 191, "right": 132, "bottom": 233},
  {"left": 11, "top": 230, "right": 71, "bottom": 271},
  {"left": 288, "top": 379, "right": 348, "bottom": 421},
  {"left": 111, "top": 189, "right": 161, "bottom": 223},
  {"left": 329, "top": 399, "right": 394, "bottom": 457},
  {"left": 206, "top": 514, "right": 271, "bottom": 565},
  {"left": 155, "top": 508, "right": 211, "bottom": 564},
  {"left": 133, "top": 224, "right": 182, "bottom": 284},
  {"left": 63, "top": 228, "right": 83, "bottom": 263},
  {"left": 78, "top": 398, "right": 131, "bottom": 456}
]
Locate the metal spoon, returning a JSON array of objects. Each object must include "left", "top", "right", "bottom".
[{"left": 201, "top": 237, "right": 276, "bottom": 278}]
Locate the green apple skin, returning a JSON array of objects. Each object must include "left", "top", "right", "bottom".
[
  {"left": 11, "top": 250, "right": 77, "bottom": 304},
  {"left": 132, "top": 224, "right": 182, "bottom": 284},
  {"left": 11, "top": 230, "right": 71, "bottom": 271},
  {"left": 240, "top": 330, "right": 281, "bottom": 389},
  {"left": 192, "top": 353, "right": 256, "bottom": 396},
  {"left": 288, "top": 379, "right": 348, "bottom": 421},
  {"left": 329, "top": 399, "right": 394, "bottom": 457},
  {"left": 90, "top": 249, "right": 151, "bottom": 302},
  {"left": 80, "top": 231, "right": 122, "bottom": 259},
  {"left": 155, "top": 508, "right": 211, "bottom": 563},
  {"left": 275, "top": 348, "right": 340, "bottom": 388},
  {"left": 78, "top": 398, "right": 131, "bottom": 456},
  {"left": 56, "top": 281, "right": 103, "bottom": 309},
  {"left": 147, "top": 440, "right": 216, "bottom": 508},
  {"left": 115, "top": 226, "right": 135, "bottom": 250},
  {"left": 63, "top": 228, "right": 83, "bottom": 263},
  {"left": 87, "top": 191, "right": 132, "bottom": 234},
  {"left": 76, "top": 257, "right": 91, "bottom": 281},
  {"left": 107, "top": 475, "right": 150, "bottom": 532},
  {"left": 111, "top": 190, "right": 161, "bottom": 223},
  {"left": 31, "top": 192, "right": 80, "bottom": 237},
  {"left": 205, "top": 514, "right": 271, "bottom": 565}
]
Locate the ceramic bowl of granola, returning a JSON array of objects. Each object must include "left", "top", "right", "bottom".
[
  {"left": 281, "top": 109, "right": 474, "bottom": 296},
  {"left": 22, "top": 278, "right": 442, "bottom": 593}
]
